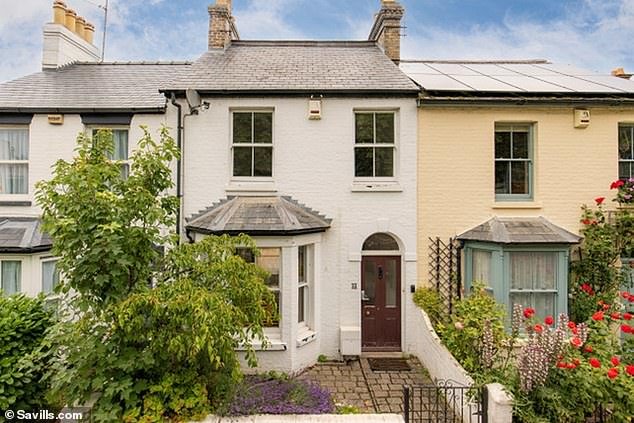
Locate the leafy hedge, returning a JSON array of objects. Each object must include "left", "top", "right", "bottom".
[{"left": 0, "top": 294, "right": 56, "bottom": 411}]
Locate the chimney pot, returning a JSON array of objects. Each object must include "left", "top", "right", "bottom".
[
  {"left": 84, "top": 22, "right": 95, "bottom": 44},
  {"left": 53, "top": 0, "right": 67, "bottom": 25},
  {"left": 64, "top": 8, "right": 77, "bottom": 32},
  {"left": 75, "top": 16, "right": 86, "bottom": 38}
]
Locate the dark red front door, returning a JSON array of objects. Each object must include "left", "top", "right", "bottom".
[{"left": 361, "top": 256, "right": 401, "bottom": 351}]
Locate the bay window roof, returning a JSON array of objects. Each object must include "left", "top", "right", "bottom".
[
  {"left": 186, "top": 196, "right": 331, "bottom": 236},
  {"left": 457, "top": 216, "right": 581, "bottom": 245}
]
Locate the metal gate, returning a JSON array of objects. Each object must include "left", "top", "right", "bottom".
[{"left": 403, "top": 380, "right": 486, "bottom": 423}]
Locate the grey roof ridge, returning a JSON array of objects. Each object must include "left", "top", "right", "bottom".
[
  {"left": 401, "top": 59, "right": 551, "bottom": 65},
  {"left": 230, "top": 40, "right": 377, "bottom": 47},
  {"left": 68, "top": 60, "right": 193, "bottom": 66}
]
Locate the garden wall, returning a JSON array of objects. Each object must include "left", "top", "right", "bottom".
[{"left": 408, "top": 309, "right": 512, "bottom": 423}]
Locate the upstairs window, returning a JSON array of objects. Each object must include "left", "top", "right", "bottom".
[
  {"left": 92, "top": 128, "right": 129, "bottom": 178},
  {"left": 355, "top": 112, "right": 395, "bottom": 178},
  {"left": 232, "top": 111, "right": 273, "bottom": 177},
  {"left": 495, "top": 124, "right": 533, "bottom": 200},
  {"left": 619, "top": 124, "right": 634, "bottom": 179},
  {"left": 0, "top": 127, "right": 29, "bottom": 194}
]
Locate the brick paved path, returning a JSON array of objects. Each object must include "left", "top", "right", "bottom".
[{"left": 296, "top": 356, "right": 431, "bottom": 414}]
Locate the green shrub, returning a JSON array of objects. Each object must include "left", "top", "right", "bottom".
[
  {"left": 0, "top": 294, "right": 56, "bottom": 411},
  {"left": 412, "top": 286, "right": 446, "bottom": 328},
  {"left": 46, "top": 236, "right": 275, "bottom": 422},
  {"left": 436, "top": 283, "right": 506, "bottom": 374}
]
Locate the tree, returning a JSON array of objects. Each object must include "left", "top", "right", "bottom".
[
  {"left": 35, "top": 127, "right": 179, "bottom": 307},
  {"left": 36, "top": 128, "right": 275, "bottom": 421}
]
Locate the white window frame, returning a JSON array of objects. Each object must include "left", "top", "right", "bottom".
[
  {"left": 41, "top": 258, "right": 60, "bottom": 295},
  {"left": 618, "top": 124, "right": 634, "bottom": 180},
  {"left": 0, "top": 259, "right": 22, "bottom": 295},
  {"left": 88, "top": 126, "right": 130, "bottom": 178},
  {"left": 297, "top": 244, "right": 314, "bottom": 330},
  {"left": 494, "top": 123, "right": 534, "bottom": 201},
  {"left": 353, "top": 110, "right": 398, "bottom": 181},
  {"left": 0, "top": 125, "right": 29, "bottom": 195},
  {"left": 230, "top": 109, "right": 274, "bottom": 180}
]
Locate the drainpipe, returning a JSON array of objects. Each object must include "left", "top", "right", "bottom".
[
  {"left": 454, "top": 238, "right": 465, "bottom": 299},
  {"left": 170, "top": 93, "right": 183, "bottom": 240}
]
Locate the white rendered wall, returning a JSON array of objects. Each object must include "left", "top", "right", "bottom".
[
  {"left": 0, "top": 110, "right": 175, "bottom": 292},
  {"left": 180, "top": 96, "right": 418, "bottom": 372}
]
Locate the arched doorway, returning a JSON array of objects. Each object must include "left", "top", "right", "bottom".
[{"left": 361, "top": 233, "right": 401, "bottom": 351}]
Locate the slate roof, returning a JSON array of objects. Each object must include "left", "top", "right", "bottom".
[
  {"left": 0, "top": 217, "right": 52, "bottom": 253},
  {"left": 0, "top": 62, "right": 191, "bottom": 113},
  {"left": 456, "top": 217, "right": 581, "bottom": 244},
  {"left": 187, "top": 196, "right": 332, "bottom": 236},
  {"left": 163, "top": 41, "right": 419, "bottom": 94}
]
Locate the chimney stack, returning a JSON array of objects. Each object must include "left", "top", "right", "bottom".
[
  {"left": 368, "top": 0, "right": 404, "bottom": 64},
  {"left": 208, "top": 0, "right": 239, "bottom": 50},
  {"left": 42, "top": 0, "right": 100, "bottom": 69},
  {"left": 612, "top": 67, "right": 633, "bottom": 80}
]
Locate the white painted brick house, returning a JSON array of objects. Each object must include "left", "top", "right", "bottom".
[{"left": 0, "top": 0, "right": 422, "bottom": 372}]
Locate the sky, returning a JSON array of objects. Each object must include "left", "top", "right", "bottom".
[{"left": 1, "top": 0, "right": 633, "bottom": 83}]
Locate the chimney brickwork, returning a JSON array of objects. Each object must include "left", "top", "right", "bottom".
[
  {"left": 368, "top": 0, "right": 404, "bottom": 64},
  {"left": 208, "top": 0, "right": 239, "bottom": 49}
]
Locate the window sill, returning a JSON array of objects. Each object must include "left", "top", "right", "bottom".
[
  {"left": 226, "top": 180, "right": 277, "bottom": 194},
  {"left": 236, "top": 338, "right": 287, "bottom": 352},
  {"left": 296, "top": 329, "right": 317, "bottom": 348},
  {"left": 492, "top": 201, "right": 542, "bottom": 210},
  {"left": 351, "top": 182, "right": 402, "bottom": 192}
]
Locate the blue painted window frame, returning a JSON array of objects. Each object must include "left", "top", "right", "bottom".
[
  {"left": 494, "top": 123, "right": 534, "bottom": 201},
  {"left": 464, "top": 242, "right": 569, "bottom": 319}
]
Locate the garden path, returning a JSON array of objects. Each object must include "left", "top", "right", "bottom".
[{"left": 296, "top": 356, "right": 431, "bottom": 414}]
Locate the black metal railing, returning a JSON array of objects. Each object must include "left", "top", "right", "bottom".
[{"left": 404, "top": 380, "right": 486, "bottom": 423}]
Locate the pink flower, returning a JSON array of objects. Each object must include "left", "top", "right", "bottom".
[
  {"left": 454, "top": 321, "right": 464, "bottom": 330},
  {"left": 534, "top": 324, "right": 544, "bottom": 333},
  {"left": 544, "top": 316, "right": 554, "bottom": 325},
  {"left": 595, "top": 197, "right": 606, "bottom": 205},
  {"left": 626, "top": 365, "right": 634, "bottom": 377},
  {"left": 624, "top": 313, "right": 632, "bottom": 321},
  {"left": 571, "top": 337, "right": 582, "bottom": 348},
  {"left": 611, "top": 357, "right": 620, "bottom": 366},
  {"left": 523, "top": 307, "right": 536, "bottom": 319},
  {"left": 589, "top": 358, "right": 601, "bottom": 368}
]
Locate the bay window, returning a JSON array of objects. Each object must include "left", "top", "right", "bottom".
[{"left": 465, "top": 243, "right": 568, "bottom": 320}]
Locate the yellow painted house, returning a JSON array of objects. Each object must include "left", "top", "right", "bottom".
[{"left": 401, "top": 60, "right": 634, "bottom": 318}]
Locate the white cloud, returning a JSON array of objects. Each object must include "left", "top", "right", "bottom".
[
  {"left": 1, "top": 0, "right": 634, "bottom": 83},
  {"left": 233, "top": 0, "right": 308, "bottom": 39},
  {"left": 401, "top": 0, "right": 634, "bottom": 73}
]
